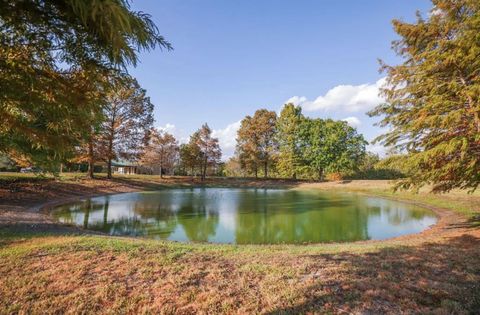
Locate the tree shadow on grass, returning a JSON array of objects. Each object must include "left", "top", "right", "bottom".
[
  {"left": 468, "top": 215, "right": 480, "bottom": 228},
  {"left": 269, "top": 234, "right": 480, "bottom": 314},
  {"left": 447, "top": 215, "right": 480, "bottom": 229},
  {"left": 0, "top": 222, "right": 100, "bottom": 242}
]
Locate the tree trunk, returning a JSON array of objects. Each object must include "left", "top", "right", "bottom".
[
  {"left": 106, "top": 129, "right": 114, "bottom": 179},
  {"left": 202, "top": 157, "right": 207, "bottom": 181},
  {"left": 107, "top": 158, "right": 112, "bottom": 179},
  {"left": 254, "top": 163, "right": 258, "bottom": 179},
  {"left": 103, "top": 199, "right": 109, "bottom": 228},
  {"left": 159, "top": 155, "right": 163, "bottom": 178},
  {"left": 318, "top": 168, "right": 324, "bottom": 181},
  {"left": 87, "top": 137, "right": 94, "bottom": 179},
  {"left": 264, "top": 160, "right": 268, "bottom": 178},
  {"left": 84, "top": 199, "right": 91, "bottom": 228}
]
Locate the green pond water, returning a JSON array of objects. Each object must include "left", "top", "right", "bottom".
[{"left": 52, "top": 188, "right": 437, "bottom": 244}]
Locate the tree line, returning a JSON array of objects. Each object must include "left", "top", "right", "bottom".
[
  {"left": 141, "top": 123, "right": 222, "bottom": 180},
  {"left": 230, "top": 104, "right": 367, "bottom": 180},
  {"left": 132, "top": 103, "right": 367, "bottom": 181}
]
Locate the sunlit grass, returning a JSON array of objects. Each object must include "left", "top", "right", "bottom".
[{"left": 297, "top": 180, "right": 480, "bottom": 217}]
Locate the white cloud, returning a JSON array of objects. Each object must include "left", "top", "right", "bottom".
[
  {"left": 342, "top": 116, "right": 361, "bottom": 128},
  {"left": 156, "top": 123, "right": 189, "bottom": 144},
  {"left": 366, "top": 143, "right": 386, "bottom": 157},
  {"left": 157, "top": 123, "right": 176, "bottom": 134},
  {"left": 212, "top": 120, "right": 241, "bottom": 159},
  {"left": 286, "top": 77, "right": 386, "bottom": 113},
  {"left": 285, "top": 96, "right": 307, "bottom": 106},
  {"left": 429, "top": 7, "right": 444, "bottom": 17},
  {"left": 178, "top": 136, "right": 189, "bottom": 144}
]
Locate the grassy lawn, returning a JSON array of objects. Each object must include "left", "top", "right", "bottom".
[{"left": 1, "top": 174, "right": 479, "bottom": 314}]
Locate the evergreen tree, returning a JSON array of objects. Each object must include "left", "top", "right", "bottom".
[
  {"left": 0, "top": 0, "right": 170, "bottom": 170},
  {"left": 369, "top": 0, "right": 480, "bottom": 192}
]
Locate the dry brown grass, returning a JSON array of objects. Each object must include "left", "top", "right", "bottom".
[{"left": 1, "top": 233, "right": 479, "bottom": 314}]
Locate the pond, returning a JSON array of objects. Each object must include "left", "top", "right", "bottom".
[{"left": 52, "top": 188, "right": 437, "bottom": 244}]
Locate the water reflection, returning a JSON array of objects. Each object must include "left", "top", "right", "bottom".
[{"left": 53, "top": 188, "right": 437, "bottom": 244}]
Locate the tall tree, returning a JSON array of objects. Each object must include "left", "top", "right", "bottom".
[
  {"left": 253, "top": 110, "right": 277, "bottom": 178},
  {"left": 236, "top": 116, "right": 259, "bottom": 177},
  {"left": 298, "top": 118, "right": 328, "bottom": 180},
  {"left": 236, "top": 109, "right": 277, "bottom": 178},
  {"left": 299, "top": 119, "right": 366, "bottom": 180},
  {"left": 0, "top": 0, "right": 171, "bottom": 170},
  {"left": 99, "top": 75, "right": 154, "bottom": 179},
  {"left": 179, "top": 143, "right": 201, "bottom": 176},
  {"left": 195, "top": 124, "right": 222, "bottom": 181},
  {"left": 141, "top": 129, "right": 179, "bottom": 177},
  {"left": 321, "top": 120, "right": 367, "bottom": 176},
  {"left": 276, "top": 103, "right": 303, "bottom": 179},
  {"left": 369, "top": 0, "right": 480, "bottom": 192}
]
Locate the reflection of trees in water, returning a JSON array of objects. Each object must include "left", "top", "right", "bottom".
[
  {"left": 89, "top": 217, "right": 147, "bottom": 236},
  {"left": 233, "top": 189, "right": 269, "bottom": 243},
  {"left": 103, "top": 198, "right": 109, "bottom": 226},
  {"left": 53, "top": 204, "right": 77, "bottom": 224},
  {"left": 83, "top": 199, "right": 90, "bottom": 228},
  {"left": 57, "top": 194, "right": 180, "bottom": 239},
  {"left": 54, "top": 198, "right": 105, "bottom": 228},
  {"left": 79, "top": 196, "right": 145, "bottom": 235},
  {"left": 235, "top": 191, "right": 371, "bottom": 244},
  {"left": 54, "top": 189, "right": 434, "bottom": 244},
  {"left": 129, "top": 193, "right": 178, "bottom": 239},
  {"left": 176, "top": 188, "right": 219, "bottom": 242},
  {"left": 55, "top": 190, "right": 220, "bottom": 241},
  {"left": 363, "top": 197, "right": 432, "bottom": 226}
]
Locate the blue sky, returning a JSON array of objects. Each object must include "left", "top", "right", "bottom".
[{"left": 128, "top": 0, "right": 433, "bottom": 158}]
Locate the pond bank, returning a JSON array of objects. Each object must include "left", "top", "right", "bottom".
[
  {"left": 0, "top": 176, "right": 476, "bottom": 246},
  {"left": 1, "top": 175, "right": 479, "bottom": 313}
]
